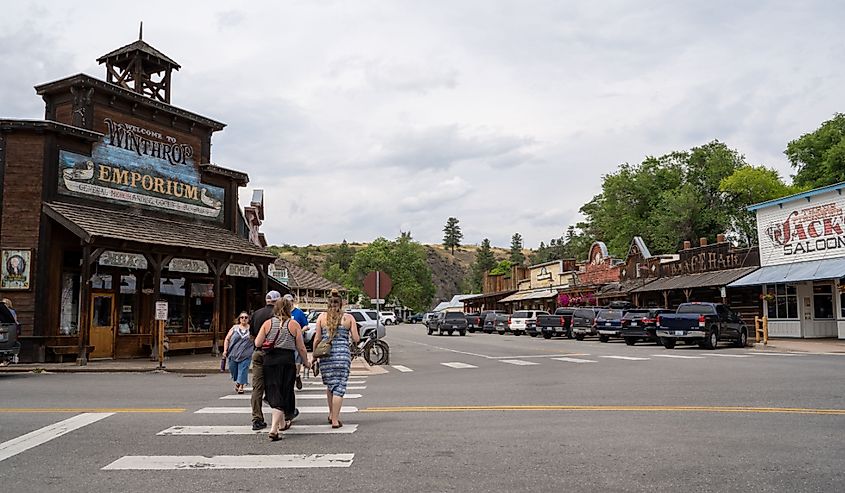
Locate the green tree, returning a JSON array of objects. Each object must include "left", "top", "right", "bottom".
[
  {"left": 469, "top": 238, "right": 497, "bottom": 291},
  {"left": 489, "top": 259, "right": 513, "bottom": 276},
  {"left": 325, "top": 239, "right": 354, "bottom": 272},
  {"left": 442, "top": 217, "right": 463, "bottom": 255},
  {"left": 787, "top": 113, "right": 845, "bottom": 188},
  {"left": 720, "top": 165, "right": 803, "bottom": 246},
  {"left": 510, "top": 233, "right": 525, "bottom": 265}
]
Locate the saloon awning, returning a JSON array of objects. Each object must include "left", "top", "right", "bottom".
[
  {"left": 631, "top": 267, "right": 759, "bottom": 293},
  {"left": 499, "top": 288, "right": 560, "bottom": 303},
  {"left": 44, "top": 201, "right": 276, "bottom": 263},
  {"left": 728, "top": 258, "right": 845, "bottom": 287}
]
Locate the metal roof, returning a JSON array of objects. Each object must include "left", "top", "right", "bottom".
[
  {"left": 499, "top": 288, "right": 559, "bottom": 303},
  {"left": 729, "top": 258, "right": 845, "bottom": 287},
  {"left": 631, "top": 267, "right": 759, "bottom": 293},
  {"left": 746, "top": 181, "right": 845, "bottom": 211}
]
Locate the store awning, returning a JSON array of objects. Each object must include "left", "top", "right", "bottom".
[
  {"left": 631, "top": 267, "right": 759, "bottom": 293},
  {"left": 44, "top": 202, "right": 276, "bottom": 262},
  {"left": 461, "top": 290, "right": 517, "bottom": 302},
  {"left": 499, "top": 288, "right": 559, "bottom": 303},
  {"left": 728, "top": 258, "right": 845, "bottom": 287}
]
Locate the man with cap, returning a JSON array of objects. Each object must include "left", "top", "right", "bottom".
[
  {"left": 248, "top": 290, "right": 280, "bottom": 430},
  {"left": 285, "top": 293, "right": 310, "bottom": 390}
]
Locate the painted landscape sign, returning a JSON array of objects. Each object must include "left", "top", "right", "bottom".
[{"left": 58, "top": 118, "right": 225, "bottom": 222}]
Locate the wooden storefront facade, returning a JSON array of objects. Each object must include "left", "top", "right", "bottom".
[{"left": 0, "top": 38, "right": 277, "bottom": 363}]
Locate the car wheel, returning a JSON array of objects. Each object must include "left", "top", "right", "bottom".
[
  {"left": 575, "top": 334, "right": 584, "bottom": 341},
  {"left": 427, "top": 329, "right": 432, "bottom": 335},
  {"left": 703, "top": 329, "right": 718, "bottom": 350},
  {"left": 661, "top": 338, "right": 676, "bottom": 349},
  {"left": 514, "top": 330, "right": 522, "bottom": 336},
  {"left": 529, "top": 332, "right": 537, "bottom": 337},
  {"left": 624, "top": 338, "right": 636, "bottom": 346},
  {"left": 468, "top": 328, "right": 475, "bottom": 333},
  {"left": 459, "top": 330, "right": 466, "bottom": 336},
  {"left": 733, "top": 328, "right": 748, "bottom": 348},
  {"left": 448, "top": 330, "right": 454, "bottom": 336},
  {"left": 542, "top": 333, "right": 552, "bottom": 340},
  {"left": 599, "top": 335, "right": 609, "bottom": 343}
]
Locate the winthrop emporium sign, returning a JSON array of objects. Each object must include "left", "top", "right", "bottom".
[
  {"left": 58, "top": 119, "right": 225, "bottom": 222},
  {"left": 758, "top": 189, "right": 845, "bottom": 266}
]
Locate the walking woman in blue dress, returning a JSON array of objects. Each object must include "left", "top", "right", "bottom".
[{"left": 312, "top": 289, "right": 359, "bottom": 428}]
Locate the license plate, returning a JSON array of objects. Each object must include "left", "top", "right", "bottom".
[
  {"left": 674, "top": 330, "right": 684, "bottom": 336},
  {"left": 605, "top": 322, "right": 611, "bottom": 326},
  {"left": 630, "top": 322, "right": 637, "bottom": 327}
]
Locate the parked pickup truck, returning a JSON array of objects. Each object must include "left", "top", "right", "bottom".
[
  {"left": 0, "top": 322, "right": 20, "bottom": 365},
  {"left": 656, "top": 302, "right": 748, "bottom": 350},
  {"left": 511, "top": 310, "right": 549, "bottom": 337},
  {"left": 465, "top": 313, "right": 482, "bottom": 333},
  {"left": 536, "top": 308, "right": 575, "bottom": 339},
  {"left": 428, "top": 312, "right": 468, "bottom": 336}
]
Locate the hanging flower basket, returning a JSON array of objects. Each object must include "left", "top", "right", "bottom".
[{"left": 759, "top": 293, "right": 775, "bottom": 302}]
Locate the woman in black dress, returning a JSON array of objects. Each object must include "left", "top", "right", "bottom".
[{"left": 254, "top": 297, "right": 311, "bottom": 440}]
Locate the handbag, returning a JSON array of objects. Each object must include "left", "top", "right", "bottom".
[
  {"left": 313, "top": 327, "right": 336, "bottom": 359},
  {"left": 261, "top": 319, "right": 283, "bottom": 350},
  {"left": 219, "top": 357, "right": 227, "bottom": 372}
]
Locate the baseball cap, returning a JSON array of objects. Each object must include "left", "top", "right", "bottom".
[
  {"left": 265, "top": 290, "right": 282, "bottom": 302},
  {"left": 283, "top": 294, "right": 294, "bottom": 302}
]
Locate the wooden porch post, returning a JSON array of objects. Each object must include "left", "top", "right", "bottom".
[
  {"left": 77, "top": 244, "right": 92, "bottom": 365},
  {"left": 662, "top": 290, "right": 669, "bottom": 308},
  {"left": 208, "top": 259, "right": 229, "bottom": 357}
]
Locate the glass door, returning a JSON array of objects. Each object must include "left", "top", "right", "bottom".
[{"left": 90, "top": 293, "right": 115, "bottom": 358}]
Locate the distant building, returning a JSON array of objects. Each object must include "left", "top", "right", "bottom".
[{"left": 269, "top": 258, "right": 346, "bottom": 312}]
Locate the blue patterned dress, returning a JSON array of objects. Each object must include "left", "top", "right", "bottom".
[{"left": 320, "top": 324, "right": 351, "bottom": 397}]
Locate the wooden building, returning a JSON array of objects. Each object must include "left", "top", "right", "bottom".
[
  {"left": 269, "top": 258, "right": 346, "bottom": 312},
  {"left": 0, "top": 36, "right": 278, "bottom": 363}
]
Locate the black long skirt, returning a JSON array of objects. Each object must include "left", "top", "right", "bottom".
[{"left": 263, "top": 348, "right": 296, "bottom": 418}]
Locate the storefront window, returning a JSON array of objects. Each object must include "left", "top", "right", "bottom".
[
  {"left": 118, "top": 275, "right": 139, "bottom": 334},
  {"left": 766, "top": 283, "right": 797, "bottom": 319},
  {"left": 813, "top": 284, "right": 834, "bottom": 319},
  {"left": 59, "top": 273, "right": 80, "bottom": 335},
  {"left": 91, "top": 273, "right": 112, "bottom": 290},
  {"left": 189, "top": 282, "right": 214, "bottom": 333},
  {"left": 161, "top": 277, "right": 186, "bottom": 333}
]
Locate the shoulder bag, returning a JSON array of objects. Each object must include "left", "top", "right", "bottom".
[
  {"left": 313, "top": 325, "right": 336, "bottom": 359},
  {"left": 260, "top": 319, "right": 282, "bottom": 350}
]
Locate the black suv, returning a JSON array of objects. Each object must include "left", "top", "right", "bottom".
[
  {"left": 571, "top": 307, "right": 601, "bottom": 341},
  {"left": 620, "top": 308, "right": 673, "bottom": 345},
  {"left": 594, "top": 309, "right": 626, "bottom": 343},
  {"left": 428, "top": 312, "right": 468, "bottom": 336},
  {"left": 481, "top": 310, "right": 506, "bottom": 334}
]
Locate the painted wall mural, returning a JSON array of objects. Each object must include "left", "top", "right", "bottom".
[{"left": 57, "top": 118, "right": 225, "bottom": 222}]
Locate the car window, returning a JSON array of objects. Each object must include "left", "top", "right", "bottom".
[
  {"left": 622, "top": 310, "right": 650, "bottom": 320},
  {"left": 366, "top": 311, "right": 378, "bottom": 320},
  {"left": 597, "top": 309, "right": 624, "bottom": 320},
  {"left": 349, "top": 312, "right": 365, "bottom": 322},
  {"left": 445, "top": 312, "right": 465, "bottom": 320},
  {"left": 554, "top": 308, "right": 575, "bottom": 316},
  {"left": 574, "top": 309, "right": 595, "bottom": 318},
  {"left": 513, "top": 311, "right": 530, "bottom": 318},
  {"left": 677, "top": 304, "right": 717, "bottom": 315}
]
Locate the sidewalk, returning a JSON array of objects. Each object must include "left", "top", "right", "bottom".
[
  {"left": 0, "top": 353, "right": 387, "bottom": 375},
  {"left": 753, "top": 338, "right": 845, "bottom": 353}
]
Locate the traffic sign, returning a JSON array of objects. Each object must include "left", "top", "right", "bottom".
[
  {"left": 370, "top": 299, "right": 385, "bottom": 305},
  {"left": 363, "top": 271, "right": 392, "bottom": 299}
]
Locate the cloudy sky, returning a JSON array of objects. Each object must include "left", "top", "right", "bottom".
[{"left": 2, "top": 1, "right": 843, "bottom": 248}]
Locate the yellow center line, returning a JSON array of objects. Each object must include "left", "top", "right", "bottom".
[
  {"left": 0, "top": 408, "right": 186, "bottom": 413},
  {"left": 362, "top": 405, "right": 845, "bottom": 416}
]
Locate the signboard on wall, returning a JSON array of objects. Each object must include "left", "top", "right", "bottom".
[
  {"left": 57, "top": 118, "right": 225, "bottom": 222},
  {"left": 226, "top": 263, "right": 258, "bottom": 278},
  {"left": 757, "top": 189, "right": 845, "bottom": 266}
]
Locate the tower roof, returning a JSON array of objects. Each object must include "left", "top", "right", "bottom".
[{"left": 97, "top": 39, "right": 181, "bottom": 71}]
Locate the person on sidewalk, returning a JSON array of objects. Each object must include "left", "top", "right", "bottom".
[
  {"left": 284, "top": 294, "right": 310, "bottom": 390},
  {"left": 248, "top": 290, "right": 280, "bottom": 430},
  {"left": 253, "top": 296, "right": 311, "bottom": 441},
  {"left": 312, "top": 289, "right": 359, "bottom": 429},
  {"left": 223, "top": 312, "right": 254, "bottom": 394}
]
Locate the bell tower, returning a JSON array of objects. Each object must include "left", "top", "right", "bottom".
[{"left": 97, "top": 23, "right": 181, "bottom": 103}]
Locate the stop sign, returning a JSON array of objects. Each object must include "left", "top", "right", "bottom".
[{"left": 363, "top": 271, "right": 392, "bottom": 299}]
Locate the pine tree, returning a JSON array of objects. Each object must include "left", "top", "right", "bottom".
[
  {"left": 470, "top": 238, "right": 497, "bottom": 291},
  {"left": 442, "top": 217, "right": 463, "bottom": 255},
  {"left": 510, "top": 233, "right": 525, "bottom": 265}
]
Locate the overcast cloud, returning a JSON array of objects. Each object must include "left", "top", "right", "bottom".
[{"left": 2, "top": 1, "right": 844, "bottom": 248}]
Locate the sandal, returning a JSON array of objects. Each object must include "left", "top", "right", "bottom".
[
  {"left": 282, "top": 420, "right": 292, "bottom": 431},
  {"left": 236, "top": 386, "right": 244, "bottom": 394},
  {"left": 268, "top": 432, "right": 281, "bottom": 441},
  {"left": 331, "top": 421, "right": 343, "bottom": 429}
]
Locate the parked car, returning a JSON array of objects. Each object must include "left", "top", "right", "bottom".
[
  {"left": 409, "top": 312, "right": 425, "bottom": 324},
  {"left": 347, "top": 309, "right": 386, "bottom": 339},
  {"left": 510, "top": 310, "right": 550, "bottom": 337},
  {"left": 465, "top": 313, "right": 481, "bottom": 333},
  {"left": 619, "top": 308, "right": 673, "bottom": 345},
  {"left": 595, "top": 309, "right": 626, "bottom": 343},
  {"left": 304, "top": 310, "right": 326, "bottom": 350},
  {"left": 379, "top": 311, "right": 397, "bottom": 325},
  {"left": 571, "top": 307, "right": 602, "bottom": 340},
  {"left": 494, "top": 313, "right": 511, "bottom": 335},
  {"left": 480, "top": 310, "right": 507, "bottom": 334},
  {"left": 0, "top": 322, "right": 20, "bottom": 365},
  {"left": 537, "top": 308, "right": 575, "bottom": 339},
  {"left": 422, "top": 312, "right": 437, "bottom": 326},
  {"left": 656, "top": 302, "right": 748, "bottom": 350},
  {"left": 427, "top": 312, "right": 467, "bottom": 336}
]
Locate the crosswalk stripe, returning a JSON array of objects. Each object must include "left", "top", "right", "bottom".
[
  {"left": 391, "top": 365, "right": 413, "bottom": 372},
  {"left": 158, "top": 425, "right": 358, "bottom": 435},
  {"left": 552, "top": 357, "right": 596, "bottom": 363},
  {"left": 500, "top": 359, "right": 539, "bottom": 366},
  {"left": 102, "top": 454, "right": 355, "bottom": 470},
  {"left": 195, "top": 406, "right": 358, "bottom": 414},
  {"left": 753, "top": 352, "right": 800, "bottom": 357},
  {"left": 651, "top": 354, "right": 706, "bottom": 359},
  {"left": 600, "top": 356, "right": 650, "bottom": 361},
  {"left": 220, "top": 394, "right": 361, "bottom": 400},
  {"left": 243, "top": 381, "right": 365, "bottom": 391},
  {"left": 0, "top": 413, "right": 114, "bottom": 463},
  {"left": 710, "top": 354, "right": 754, "bottom": 358},
  {"left": 441, "top": 362, "right": 478, "bottom": 369}
]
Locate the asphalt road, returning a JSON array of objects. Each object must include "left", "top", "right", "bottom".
[{"left": 1, "top": 323, "right": 844, "bottom": 492}]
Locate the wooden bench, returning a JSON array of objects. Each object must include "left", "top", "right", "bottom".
[{"left": 47, "top": 345, "right": 94, "bottom": 363}]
